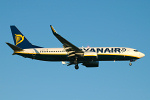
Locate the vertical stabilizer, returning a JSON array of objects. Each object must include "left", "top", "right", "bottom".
[{"left": 10, "top": 26, "right": 42, "bottom": 49}]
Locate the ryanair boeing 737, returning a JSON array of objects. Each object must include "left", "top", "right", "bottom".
[{"left": 6, "top": 25, "right": 145, "bottom": 69}]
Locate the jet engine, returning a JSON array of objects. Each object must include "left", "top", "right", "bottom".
[{"left": 82, "top": 61, "right": 99, "bottom": 67}]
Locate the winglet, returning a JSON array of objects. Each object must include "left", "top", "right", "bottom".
[
  {"left": 49, "top": 25, "right": 84, "bottom": 53},
  {"left": 50, "top": 25, "right": 57, "bottom": 34}
]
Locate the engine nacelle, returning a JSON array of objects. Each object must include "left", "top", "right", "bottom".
[{"left": 83, "top": 61, "right": 99, "bottom": 67}]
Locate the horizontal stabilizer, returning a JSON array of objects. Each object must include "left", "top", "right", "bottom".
[{"left": 6, "top": 42, "right": 23, "bottom": 51}]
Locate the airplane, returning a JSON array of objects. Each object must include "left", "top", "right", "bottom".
[{"left": 6, "top": 25, "right": 145, "bottom": 69}]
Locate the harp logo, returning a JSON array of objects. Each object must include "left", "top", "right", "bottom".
[{"left": 15, "top": 34, "right": 24, "bottom": 45}]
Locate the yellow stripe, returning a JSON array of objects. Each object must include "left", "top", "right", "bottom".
[{"left": 84, "top": 55, "right": 97, "bottom": 56}]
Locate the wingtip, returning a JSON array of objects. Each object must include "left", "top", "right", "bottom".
[
  {"left": 50, "top": 25, "right": 53, "bottom": 29},
  {"left": 10, "top": 25, "right": 16, "bottom": 28},
  {"left": 50, "top": 25, "right": 57, "bottom": 33}
]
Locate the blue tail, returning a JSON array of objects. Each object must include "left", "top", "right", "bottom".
[{"left": 10, "top": 26, "right": 42, "bottom": 49}]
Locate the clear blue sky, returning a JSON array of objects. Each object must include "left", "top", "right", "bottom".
[{"left": 1, "top": 0, "right": 150, "bottom": 100}]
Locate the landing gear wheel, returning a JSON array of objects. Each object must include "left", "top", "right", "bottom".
[
  {"left": 129, "top": 62, "right": 132, "bottom": 66},
  {"left": 75, "top": 65, "right": 79, "bottom": 70}
]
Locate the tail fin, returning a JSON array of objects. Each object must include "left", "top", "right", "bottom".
[{"left": 10, "top": 26, "right": 42, "bottom": 49}]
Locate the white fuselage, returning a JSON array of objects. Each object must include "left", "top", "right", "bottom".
[{"left": 14, "top": 47, "right": 145, "bottom": 62}]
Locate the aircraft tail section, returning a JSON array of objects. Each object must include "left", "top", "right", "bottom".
[
  {"left": 6, "top": 42, "right": 23, "bottom": 51},
  {"left": 10, "top": 26, "right": 42, "bottom": 49}
]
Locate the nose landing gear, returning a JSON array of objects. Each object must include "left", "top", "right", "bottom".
[
  {"left": 129, "top": 59, "right": 137, "bottom": 66},
  {"left": 75, "top": 64, "right": 79, "bottom": 70},
  {"left": 129, "top": 62, "right": 132, "bottom": 66}
]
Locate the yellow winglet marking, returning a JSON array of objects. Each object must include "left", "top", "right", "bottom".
[
  {"left": 15, "top": 34, "right": 24, "bottom": 46},
  {"left": 50, "top": 25, "right": 56, "bottom": 33}
]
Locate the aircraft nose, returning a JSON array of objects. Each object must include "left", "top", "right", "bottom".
[{"left": 140, "top": 52, "right": 145, "bottom": 58}]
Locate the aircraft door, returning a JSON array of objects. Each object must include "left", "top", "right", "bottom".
[{"left": 32, "top": 49, "right": 37, "bottom": 58}]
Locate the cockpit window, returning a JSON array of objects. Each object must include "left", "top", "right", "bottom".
[{"left": 134, "top": 50, "right": 139, "bottom": 52}]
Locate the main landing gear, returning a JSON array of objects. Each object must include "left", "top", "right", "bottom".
[
  {"left": 75, "top": 64, "right": 79, "bottom": 70},
  {"left": 74, "top": 57, "right": 79, "bottom": 70}
]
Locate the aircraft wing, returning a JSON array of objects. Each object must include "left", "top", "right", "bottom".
[{"left": 50, "top": 25, "right": 84, "bottom": 57}]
